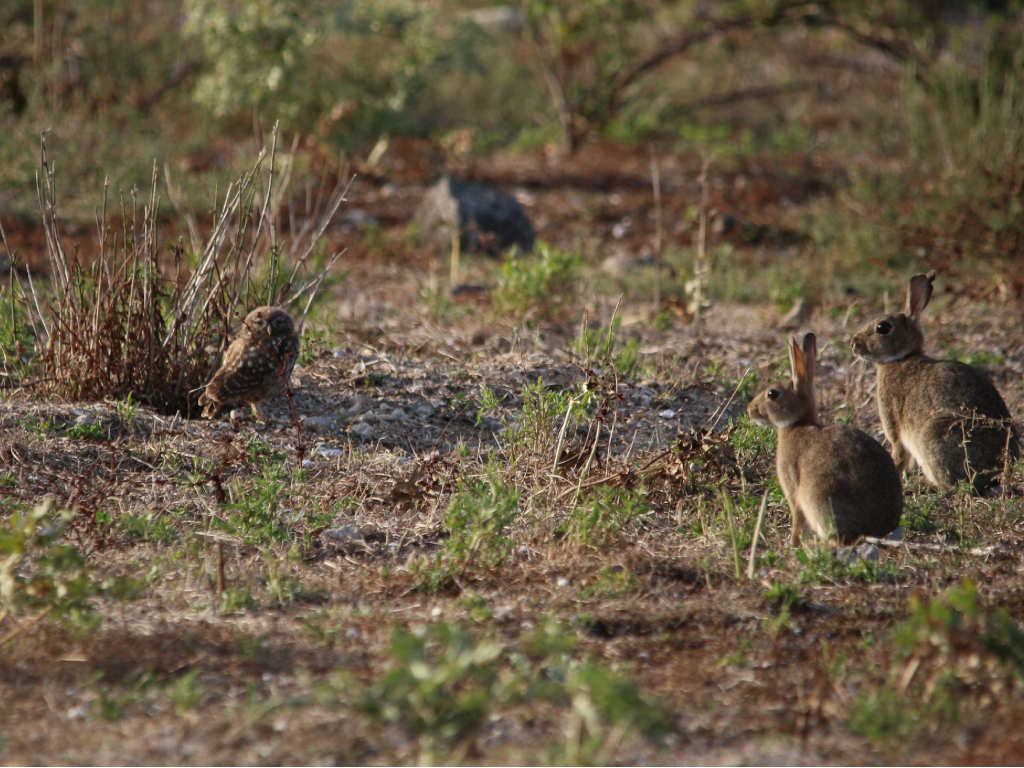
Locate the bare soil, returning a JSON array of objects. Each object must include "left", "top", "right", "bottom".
[{"left": 2, "top": 145, "right": 1024, "bottom": 765}]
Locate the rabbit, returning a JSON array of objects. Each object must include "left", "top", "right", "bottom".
[
  {"left": 748, "top": 332, "right": 903, "bottom": 545},
  {"left": 850, "top": 271, "right": 1019, "bottom": 494}
]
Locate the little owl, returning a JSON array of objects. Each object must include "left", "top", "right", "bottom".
[{"left": 199, "top": 305, "right": 300, "bottom": 418}]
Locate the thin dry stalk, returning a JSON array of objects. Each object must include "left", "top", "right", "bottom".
[
  {"left": 689, "top": 154, "right": 712, "bottom": 326},
  {"left": 0, "top": 605, "right": 52, "bottom": 647},
  {"left": 746, "top": 492, "right": 769, "bottom": 579},
  {"left": 649, "top": 144, "right": 663, "bottom": 308},
  {"left": 23, "top": 129, "right": 347, "bottom": 414},
  {"left": 863, "top": 536, "right": 1005, "bottom": 557}
]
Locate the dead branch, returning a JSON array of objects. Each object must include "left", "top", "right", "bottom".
[{"left": 863, "top": 536, "right": 1008, "bottom": 558}]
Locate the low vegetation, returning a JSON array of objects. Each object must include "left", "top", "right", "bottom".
[{"left": 1, "top": 1, "right": 1023, "bottom": 764}]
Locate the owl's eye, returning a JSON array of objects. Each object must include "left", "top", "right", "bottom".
[
  {"left": 875, "top": 320, "right": 892, "bottom": 335},
  {"left": 767, "top": 389, "right": 780, "bottom": 400}
]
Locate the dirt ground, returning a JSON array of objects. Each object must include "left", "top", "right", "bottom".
[{"left": 2, "top": 144, "right": 1024, "bottom": 765}]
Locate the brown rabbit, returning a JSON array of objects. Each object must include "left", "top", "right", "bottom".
[
  {"left": 851, "top": 272, "right": 1018, "bottom": 493},
  {"left": 748, "top": 333, "right": 902, "bottom": 545}
]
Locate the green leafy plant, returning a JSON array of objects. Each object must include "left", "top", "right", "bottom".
[
  {"left": 494, "top": 242, "right": 581, "bottom": 321},
  {"left": 346, "top": 619, "right": 671, "bottom": 765},
  {"left": 0, "top": 501, "right": 94, "bottom": 620},
  {"left": 503, "top": 378, "right": 590, "bottom": 463},
  {"left": 218, "top": 586, "right": 258, "bottom": 614},
  {"left": 65, "top": 422, "right": 108, "bottom": 441},
  {"left": 796, "top": 544, "right": 900, "bottom": 586},
  {"left": 220, "top": 462, "right": 292, "bottom": 546},
  {"left": 574, "top": 316, "right": 642, "bottom": 380},
  {"left": 353, "top": 622, "right": 506, "bottom": 764},
  {"left": 729, "top": 415, "right": 775, "bottom": 468},
  {"left": 578, "top": 566, "right": 637, "bottom": 599},
  {"left": 851, "top": 581, "right": 1024, "bottom": 746},
  {"left": 564, "top": 484, "right": 649, "bottom": 549},
  {"left": 168, "top": 669, "right": 205, "bottom": 714},
  {"left": 115, "top": 511, "right": 179, "bottom": 545},
  {"left": 415, "top": 469, "right": 520, "bottom": 593}
]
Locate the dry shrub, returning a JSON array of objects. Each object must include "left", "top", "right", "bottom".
[{"left": 7, "top": 127, "right": 346, "bottom": 415}]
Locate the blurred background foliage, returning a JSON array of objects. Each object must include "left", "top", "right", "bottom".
[{"left": 0, "top": 0, "right": 1021, "bottom": 266}]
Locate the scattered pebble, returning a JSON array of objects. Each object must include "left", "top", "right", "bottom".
[
  {"left": 659, "top": 409, "right": 676, "bottom": 419},
  {"left": 835, "top": 542, "right": 879, "bottom": 564},
  {"left": 314, "top": 445, "right": 344, "bottom": 458},
  {"left": 302, "top": 416, "right": 336, "bottom": 435},
  {"left": 73, "top": 411, "right": 97, "bottom": 426},
  {"left": 349, "top": 421, "right": 375, "bottom": 440},
  {"left": 324, "top": 525, "right": 365, "bottom": 544},
  {"left": 556, "top": 576, "right": 569, "bottom": 587}
]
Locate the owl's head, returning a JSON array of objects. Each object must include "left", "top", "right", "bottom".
[{"left": 243, "top": 306, "right": 295, "bottom": 337}]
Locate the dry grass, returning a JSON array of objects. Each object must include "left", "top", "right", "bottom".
[
  {"left": 3, "top": 126, "right": 346, "bottom": 415},
  {"left": 1, "top": 273, "right": 1023, "bottom": 763},
  {"left": 2, "top": 125, "right": 1024, "bottom": 764}
]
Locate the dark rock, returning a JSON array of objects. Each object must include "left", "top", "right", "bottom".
[{"left": 414, "top": 176, "right": 534, "bottom": 255}]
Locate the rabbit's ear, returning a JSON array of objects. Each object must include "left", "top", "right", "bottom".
[
  {"left": 801, "top": 333, "right": 817, "bottom": 382},
  {"left": 788, "top": 336, "right": 803, "bottom": 390},
  {"left": 796, "top": 332, "right": 816, "bottom": 398},
  {"left": 905, "top": 271, "right": 936, "bottom": 321},
  {"left": 787, "top": 335, "right": 817, "bottom": 424}
]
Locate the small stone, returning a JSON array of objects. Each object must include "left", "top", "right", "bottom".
[
  {"left": 431, "top": 606, "right": 442, "bottom": 618},
  {"left": 349, "top": 421, "right": 375, "bottom": 441},
  {"left": 658, "top": 409, "right": 676, "bottom": 419},
  {"left": 302, "top": 416, "right": 336, "bottom": 435},
  {"left": 376, "top": 408, "right": 405, "bottom": 422},
  {"left": 611, "top": 216, "right": 632, "bottom": 239},
  {"left": 836, "top": 542, "right": 880, "bottom": 564},
  {"left": 314, "top": 445, "right": 344, "bottom": 458},
  {"left": 74, "top": 411, "right": 97, "bottom": 426},
  {"left": 556, "top": 576, "right": 569, "bottom": 587},
  {"left": 338, "top": 208, "right": 377, "bottom": 230},
  {"left": 324, "top": 525, "right": 365, "bottom": 544},
  {"left": 346, "top": 394, "right": 373, "bottom": 416}
]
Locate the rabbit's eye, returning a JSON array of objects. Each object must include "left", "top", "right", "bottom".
[
  {"left": 766, "top": 389, "right": 780, "bottom": 401},
  {"left": 875, "top": 321, "right": 892, "bottom": 335}
]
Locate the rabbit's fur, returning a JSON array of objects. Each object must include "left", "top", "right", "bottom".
[
  {"left": 851, "top": 272, "right": 1018, "bottom": 494},
  {"left": 748, "top": 333, "right": 902, "bottom": 545}
]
